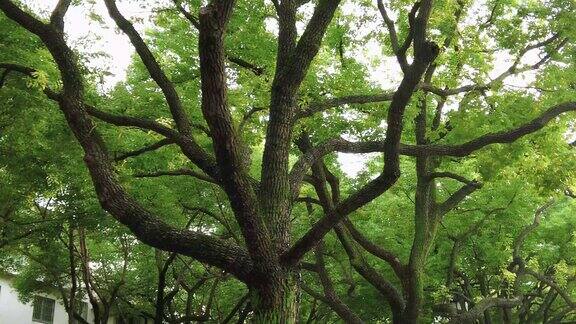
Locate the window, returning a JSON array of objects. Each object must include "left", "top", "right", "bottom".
[{"left": 32, "top": 296, "right": 55, "bottom": 324}]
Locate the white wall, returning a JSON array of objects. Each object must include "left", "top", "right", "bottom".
[
  {"left": 0, "top": 275, "right": 151, "bottom": 324},
  {"left": 0, "top": 276, "right": 92, "bottom": 324}
]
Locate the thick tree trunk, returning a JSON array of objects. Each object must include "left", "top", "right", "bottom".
[
  {"left": 403, "top": 182, "right": 433, "bottom": 322},
  {"left": 403, "top": 152, "right": 441, "bottom": 323},
  {"left": 250, "top": 271, "right": 300, "bottom": 323},
  {"left": 401, "top": 268, "right": 425, "bottom": 324}
]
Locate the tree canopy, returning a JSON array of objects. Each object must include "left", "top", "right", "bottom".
[{"left": 1, "top": 0, "right": 576, "bottom": 323}]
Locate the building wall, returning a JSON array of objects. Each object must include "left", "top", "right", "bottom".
[
  {"left": 0, "top": 276, "right": 92, "bottom": 324},
  {"left": 0, "top": 275, "right": 150, "bottom": 324}
]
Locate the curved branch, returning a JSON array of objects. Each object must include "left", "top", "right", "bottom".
[
  {"left": 428, "top": 172, "right": 475, "bottom": 185},
  {"left": 448, "top": 297, "right": 521, "bottom": 324},
  {"left": 421, "top": 34, "right": 567, "bottom": 98},
  {"left": 314, "top": 241, "right": 364, "bottom": 324},
  {"left": 172, "top": 0, "right": 200, "bottom": 28},
  {"left": 334, "top": 226, "right": 405, "bottom": 318},
  {"left": 286, "top": 4, "right": 438, "bottom": 254},
  {"left": 282, "top": 0, "right": 342, "bottom": 88},
  {"left": 0, "top": 63, "right": 210, "bottom": 164},
  {"left": 104, "top": 0, "right": 193, "bottom": 136},
  {"left": 524, "top": 268, "right": 576, "bottom": 309},
  {"left": 419, "top": 102, "right": 576, "bottom": 157},
  {"left": 512, "top": 200, "right": 554, "bottom": 258},
  {"left": 198, "top": 0, "right": 270, "bottom": 262},
  {"left": 297, "top": 101, "right": 576, "bottom": 164},
  {"left": 227, "top": 55, "right": 264, "bottom": 76},
  {"left": 296, "top": 92, "right": 394, "bottom": 119},
  {"left": 114, "top": 138, "right": 175, "bottom": 161},
  {"left": 85, "top": 104, "right": 221, "bottom": 179},
  {"left": 0, "top": 0, "right": 253, "bottom": 282},
  {"left": 343, "top": 219, "right": 405, "bottom": 279},
  {"left": 133, "top": 168, "right": 218, "bottom": 184},
  {"left": 50, "top": 0, "right": 71, "bottom": 31},
  {"left": 435, "top": 180, "right": 482, "bottom": 217},
  {"left": 0, "top": 62, "right": 36, "bottom": 76},
  {"left": 377, "top": 0, "right": 408, "bottom": 72}
]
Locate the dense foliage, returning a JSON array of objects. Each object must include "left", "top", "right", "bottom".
[{"left": 1, "top": 0, "right": 576, "bottom": 323}]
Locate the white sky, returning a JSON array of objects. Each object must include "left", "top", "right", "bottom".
[
  {"left": 25, "top": 0, "right": 155, "bottom": 87},
  {"left": 21, "top": 1, "right": 549, "bottom": 177}
]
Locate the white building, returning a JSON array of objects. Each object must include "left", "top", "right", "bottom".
[
  {"left": 0, "top": 274, "right": 147, "bottom": 324},
  {"left": 0, "top": 274, "right": 94, "bottom": 324}
]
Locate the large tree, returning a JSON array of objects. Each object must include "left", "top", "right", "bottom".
[{"left": 1, "top": 0, "right": 575, "bottom": 322}]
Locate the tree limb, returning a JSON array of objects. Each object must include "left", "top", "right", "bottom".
[
  {"left": 314, "top": 241, "right": 364, "bottom": 324},
  {"left": 171, "top": 0, "right": 265, "bottom": 76},
  {"left": 377, "top": 0, "right": 408, "bottom": 72},
  {"left": 50, "top": 0, "right": 72, "bottom": 31},
  {"left": 296, "top": 92, "right": 394, "bottom": 119},
  {"left": 114, "top": 138, "right": 175, "bottom": 161},
  {"left": 0, "top": 0, "right": 253, "bottom": 282},
  {"left": 428, "top": 172, "right": 475, "bottom": 185},
  {"left": 421, "top": 34, "right": 567, "bottom": 98},
  {"left": 448, "top": 297, "right": 521, "bottom": 324},
  {"left": 343, "top": 219, "right": 405, "bottom": 279},
  {"left": 300, "top": 101, "right": 576, "bottom": 161},
  {"left": 133, "top": 168, "right": 218, "bottom": 184},
  {"left": 104, "top": 0, "right": 194, "bottom": 136},
  {"left": 435, "top": 180, "right": 482, "bottom": 217},
  {"left": 198, "top": 0, "right": 271, "bottom": 262}
]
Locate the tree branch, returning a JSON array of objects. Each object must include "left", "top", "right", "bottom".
[
  {"left": 421, "top": 34, "right": 567, "bottom": 98},
  {"left": 524, "top": 268, "right": 576, "bottom": 309},
  {"left": 281, "top": 0, "right": 342, "bottom": 89},
  {"left": 314, "top": 241, "right": 364, "bottom": 324},
  {"left": 299, "top": 101, "right": 576, "bottom": 162},
  {"left": 397, "top": 1, "right": 420, "bottom": 62},
  {"left": 227, "top": 55, "right": 264, "bottom": 76},
  {"left": 435, "top": 180, "right": 482, "bottom": 217},
  {"left": 0, "top": 1, "right": 48, "bottom": 36},
  {"left": 85, "top": 103, "right": 221, "bottom": 179},
  {"left": 512, "top": 200, "right": 554, "bottom": 259},
  {"left": 114, "top": 138, "right": 175, "bottom": 161},
  {"left": 104, "top": 0, "right": 194, "bottom": 136},
  {"left": 259, "top": 0, "right": 342, "bottom": 253},
  {"left": 296, "top": 92, "right": 394, "bottom": 119},
  {"left": 416, "top": 102, "right": 576, "bottom": 157},
  {"left": 335, "top": 225, "right": 406, "bottom": 318},
  {"left": 448, "top": 297, "right": 521, "bottom": 324},
  {"left": 343, "top": 219, "right": 405, "bottom": 279},
  {"left": 428, "top": 172, "right": 475, "bottom": 185},
  {"left": 0, "top": 62, "right": 36, "bottom": 76},
  {"left": 171, "top": 0, "right": 265, "bottom": 76},
  {"left": 133, "top": 168, "right": 218, "bottom": 184},
  {"left": 284, "top": 34, "right": 440, "bottom": 261},
  {"left": 377, "top": 0, "right": 408, "bottom": 72},
  {"left": 301, "top": 284, "right": 330, "bottom": 304},
  {"left": 172, "top": 0, "right": 200, "bottom": 28},
  {"left": 0, "top": 61, "right": 221, "bottom": 180},
  {"left": 0, "top": 0, "right": 253, "bottom": 282},
  {"left": 280, "top": 1, "right": 439, "bottom": 261},
  {"left": 50, "top": 0, "right": 72, "bottom": 31},
  {"left": 198, "top": 0, "right": 272, "bottom": 263}
]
